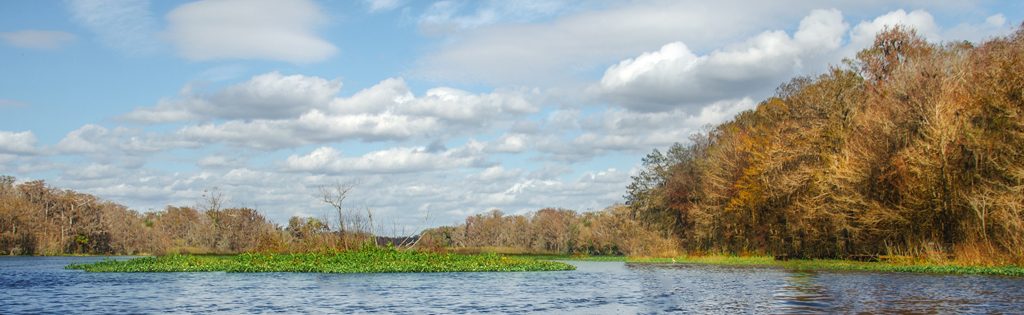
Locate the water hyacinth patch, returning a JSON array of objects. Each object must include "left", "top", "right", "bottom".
[{"left": 65, "top": 247, "right": 575, "bottom": 273}]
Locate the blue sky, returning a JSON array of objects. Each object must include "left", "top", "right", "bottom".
[{"left": 1, "top": 0, "right": 1020, "bottom": 230}]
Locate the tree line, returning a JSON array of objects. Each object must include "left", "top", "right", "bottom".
[
  {"left": 0, "top": 177, "right": 381, "bottom": 255},
  {"left": 622, "top": 25, "right": 1024, "bottom": 263},
  {"left": 419, "top": 206, "right": 678, "bottom": 256}
]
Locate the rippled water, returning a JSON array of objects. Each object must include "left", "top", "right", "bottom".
[{"left": 2, "top": 257, "right": 1023, "bottom": 313}]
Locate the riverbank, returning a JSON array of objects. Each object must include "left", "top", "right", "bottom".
[
  {"left": 65, "top": 247, "right": 575, "bottom": 273},
  {"left": 627, "top": 255, "right": 1024, "bottom": 277}
]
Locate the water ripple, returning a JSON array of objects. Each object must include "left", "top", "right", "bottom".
[{"left": 2, "top": 257, "right": 1023, "bottom": 313}]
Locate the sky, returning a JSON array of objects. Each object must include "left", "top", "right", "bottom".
[{"left": 1, "top": 0, "right": 1020, "bottom": 231}]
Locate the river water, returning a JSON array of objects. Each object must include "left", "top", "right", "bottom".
[{"left": 2, "top": 256, "right": 1022, "bottom": 313}]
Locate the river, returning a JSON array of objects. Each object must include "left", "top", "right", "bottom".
[{"left": 2, "top": 256, "right": 1022, "bottom": 313}]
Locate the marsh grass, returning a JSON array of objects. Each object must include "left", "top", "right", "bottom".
[
  {"left": 628, "top": 255, "right": 1024, "bottom": 277},
  {"left": 66, "top": 246, "right": 575, "bottom": 273}
]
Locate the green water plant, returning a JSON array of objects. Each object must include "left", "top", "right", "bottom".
[{"left": 66, "top": 246, "right": 575, "bottom": 273}]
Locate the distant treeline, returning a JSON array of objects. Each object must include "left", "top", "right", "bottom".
[
  {"left": 621, "top": 26, "right": 1024, "bottom": 263},
  {"left": 0, "top": 176, "right": 386, "bottom": 255},
  {"left": 419, "top": 206, "right": 677, "bottom": 256}
]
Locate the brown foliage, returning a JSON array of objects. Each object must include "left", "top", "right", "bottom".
[
  {"left": 627, "top": 25, "right": 1024, "bottom": 264},
  {"left": 421, "top": 205, "right": 678, "bottom": 257},
  {"left": 0, "top": 177, "right": 372, "bottom": 255}
]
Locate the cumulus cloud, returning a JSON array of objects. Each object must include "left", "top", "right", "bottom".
[
  {"left": 176, "top": 111, "right": 440, "bottom": 150},
  {"left": 0, "top": 30, "right": 76, "bottom": 50},
  {"left": 165, "top": 0, "right": 337, "bottom": 63},
  {"left": 196, "top": 155, "right": 244, "bottom": 168},
  {"left": 123, "top": 72, "right": 342, "bottom": 122},
  {"left": 67, "top": 0, "right": 161, "bottom": 54},
  {"left": 497, "top": 98, "right": 755, "bottom": 161},
  {"left": 401, "top": 87, "right": 537, "bottom": 123},
  {"left": 849, "top": 10, "right": 1013, "bottom": 50},
  {"left": 0, "top": 131, "right": 38, "bottom": 155},
  {"left": 285, "top": 144, "right": 489, "bottom": 174},
  {"left": 329, "top": 78, "right": 538, "bottom": 121},
  {"left": 848, "top": 9, "right": 941, "bottom": 49},
  {"left": 596, "top": 9, "right": 847, "bottom": 112},
  {"left": 56, "top": 124, "right": 192, "bottom": 155},
  {"left": 488, "top": 133, "right": 529, "bottom": 153},
  {"left": 415, "top": 1, "right": 830, "bottom": 84},
  {"left": 65, "top": 163, "right": 122, "bottom": 180},
  {"left": 157, "top": 75, "right": 536, "bottom": 150}
]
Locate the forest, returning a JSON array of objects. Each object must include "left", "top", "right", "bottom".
[{"left": 619, "top": 26, "right": 1024, "bottom": 264}]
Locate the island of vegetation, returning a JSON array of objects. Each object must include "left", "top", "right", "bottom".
[
  {"left": 66, "top": 245, "right": 574, "bottom": 273},
  {"left": 2, "top": 25, "right": 1023, "bottom": 276}
]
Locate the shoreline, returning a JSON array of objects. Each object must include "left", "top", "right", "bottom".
[
  {"left": 503, "top": 253, "right": 1024, "bottom": 277},
  {"left": 625, "top": 255, "right": 1024, "bottom": 277}
]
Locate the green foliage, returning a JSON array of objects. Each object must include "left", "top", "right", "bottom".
[{"left": 65, "top": 247, "right": 575, "bottom": 273}]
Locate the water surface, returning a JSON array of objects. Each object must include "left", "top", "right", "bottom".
[{"left": 2, "top": 256, "right": 1022, "bottom": 313}]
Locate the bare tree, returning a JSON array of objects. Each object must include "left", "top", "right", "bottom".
[
  {"left": 320, "top": 181, "right": 355, "bottom": 246},
  {"left": 199, "top": 187, "right": 224, "bottom": 212}
]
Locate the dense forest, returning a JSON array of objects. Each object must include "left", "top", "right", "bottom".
[{"left": 622, "top": 26, "right": 1024, "bottom": 263}]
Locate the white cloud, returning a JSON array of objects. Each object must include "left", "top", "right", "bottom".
[
  {"left": 488, "top": 133, "right": 529, "bottom": 153},
  {"left": 67, "top": 0, "right": 161, "bottom": 54},
  {"left": 0, "top": 30, "right": 76, "bottom": 50},
  {"left": 285, "top": 144, "right": 489, "bottom": 174},
  {"left": 415, "top": 1, "right": 824, "bottom": 84},
  {"left": 124, "top": 72, "right": 342, "bottom": 122},
  {"left": 402, "top": 87, "right": 538, "bottom": 123},
  {"left": 156, "top": 75, "right": 535, "bottom": 150},
  {"left": 176, "top": 111, "right": 440, "bottom": 150},
  {"left": 197, "top": 155, "right": 243, "bottom": 168},
  {"left": 165, "top": 0, "right": 337, "bottom": 63},
  {"left": 596, "top": 9, "right": 847, "bottom": 112},
  {"left": 66, "top": 163, "right": 122, "bottom": 180},
  {"left": 478, "top": 165, "right": 521, "bottom": 181},
  {"left": 0, "top": 131, "right": 38, "bottom": 155},
  {"left": 848, "top": 9, "right": 941, "bottom": 48},
  {"left": 56, "top": 124, "right": 191, "bottom": 155},
  {"left": 328, "top": 77, "right": 414, "bottom": 114},
  {"left": 329, "top": 78, "right": 538, "bottom": 122},
  {"left": 495, "top": 98, "right": 754, "bottom": 161}
]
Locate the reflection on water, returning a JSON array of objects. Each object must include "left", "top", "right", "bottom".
[{"left": 2, "top": 257, "right": 1023, "bottom": 314}]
